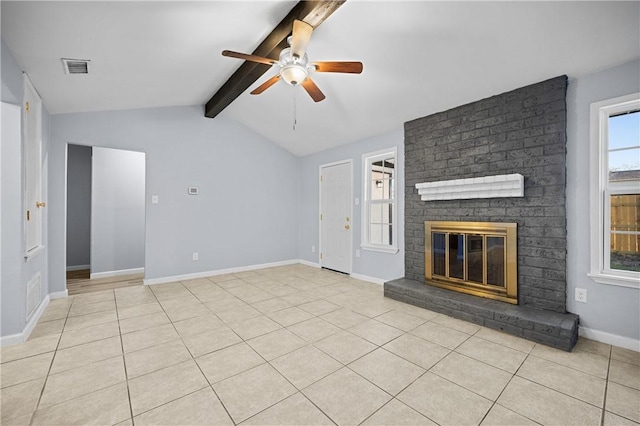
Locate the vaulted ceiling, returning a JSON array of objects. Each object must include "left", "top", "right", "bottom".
[{"left": 2, "top": 1, "right": 639, "bottom": 156}]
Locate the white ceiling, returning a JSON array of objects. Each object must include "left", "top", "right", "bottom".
[{"left": 2, "top": 1, "right": 639, "bottom": 156}]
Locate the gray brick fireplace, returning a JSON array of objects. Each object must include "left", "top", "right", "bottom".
[{"left": 385, "top": 76, "right": 580, "bottom": 350}]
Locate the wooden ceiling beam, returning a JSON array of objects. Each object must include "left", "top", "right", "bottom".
[{"left": 204, "top": 0, "right": 346, "bottom": 119}]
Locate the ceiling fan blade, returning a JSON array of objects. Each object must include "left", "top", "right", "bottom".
[
  {"left": 291, "top": 19, "right": 313, "bottom": 59},
  {"left": 312, "top": 61, "right": 363, "bottom": 74},
  {"left": 301, "top": 77, "right": 326, "bottom": 102},
  {"left": 222, "top": 50, "right": 277, "bottom": 66},
  {"left": 250, "top": 74, "right": 281, "bottom": 95}
]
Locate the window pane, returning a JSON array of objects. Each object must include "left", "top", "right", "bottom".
[
  {"left": 381, "top": 224, "right": 392, "bottom": 245},
  {"left": 611, "top": 194, "right": 640, "bottom": 233},
  {"left": 467, "top": 235, "right": 483, "bottom": 283},
  {"left": 609, "top": 148, "right": 640, "bottom": 174},
  {"left": 371, "top": 170, "right": 385, "bottom": 200},
  {"left": 609, "top": 111, "right": 640, "bottom": 150},
  {"left": 609, "top": 193, "right": 640, "bottom": 272},
  {"left": 610, "top": 234, "right": 640, "bottom": 272},
  {"left": 449, "top": 234, "right": 464, "bottom": 279},
  {"left": 369, "top": 224, "right": 382, "bottom": 245},
  {"left": 370, "top": 203, "right": 382, "bottom": 223},
  {"left": 487, "top": 237, "right": 505, "bottom": 286},
  {"left": 432, "top": 233, "right": 446, "bottom": 276}
]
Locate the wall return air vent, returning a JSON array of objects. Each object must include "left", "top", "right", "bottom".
[{"left": 61, "top": 58, "right": 90, "bottom": 74}]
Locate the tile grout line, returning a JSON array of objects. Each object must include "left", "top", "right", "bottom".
[
  {"left": 600, "top": 344, "right": 613, "bottom": 426},
  {"left": 115, "top": 289, "right": 143, "bottom": 425},
  {"left": 29, "top": 296, "right": 74, "bottom": 426}
]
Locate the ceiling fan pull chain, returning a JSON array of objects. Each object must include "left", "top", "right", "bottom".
[{"left": 292, "top": 91, "right": 297, "bottom": 131}]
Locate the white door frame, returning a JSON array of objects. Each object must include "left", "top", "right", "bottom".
[{"left": 319, "top": 159, "right": 353, "bottom": 274}]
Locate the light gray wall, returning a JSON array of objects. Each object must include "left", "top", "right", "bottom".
[
  {"left": 566, "top": 59, "right": 640, "bottom": 342},
  {"left": 299, "top": 128, "right": 405, "bottom": 281},
  {"left": 1, "top": 39, "right": 50, "bottom": 337},
  {"left": 91, "top": 147, "right": 145, "bottom": 274},
  {"left": 49, "top": 105, "right": 300, "bottom": 293},
  {"left": 66, "top": 144, "right": 91, "bottom": 268},
  {"left": 1, "top": 39, "right": 21, "bottom": 104}
]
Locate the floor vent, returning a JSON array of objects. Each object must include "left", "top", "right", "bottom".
[
  {"left": 61, "top": 58, "right": 90, "bottom": 74},
  {"left": 26, "top": 273, "right": 41, "bottom": 321}
]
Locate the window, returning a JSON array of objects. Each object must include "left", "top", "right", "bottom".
[
  {"left": 589, "top": 93, "right": 640, "bottom": 287},
  {"left": 362, "top": 148, "right": 398, "bottom": 253}
]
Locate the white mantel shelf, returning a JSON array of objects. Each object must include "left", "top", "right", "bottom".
[{"left": 416, "top": 173, "right": 524, "bottom": 201}]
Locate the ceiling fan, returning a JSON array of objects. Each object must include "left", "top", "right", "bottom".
[{"left": 222, "top": 19, "right": 363, "bottom": 102}]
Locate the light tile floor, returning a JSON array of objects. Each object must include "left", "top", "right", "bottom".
[{"left": 1, "top": 265, "right": 639, "bottom": 426}]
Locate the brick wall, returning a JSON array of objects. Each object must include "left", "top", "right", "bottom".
[{"left": 404, "top": 76, "right": 568, "bottom": 313}]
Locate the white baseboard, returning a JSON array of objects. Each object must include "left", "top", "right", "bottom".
[
  {"left": 90, "top": 267, "right": 144, "bottom": 280},
  {"left": 143, "top": 259, "right": 300, "bottom": 286},
  {"left": 66, "top": 264, "right": 90, "bottom": 271},
  {"left": 579, "top": 326, "right": 640, "bottom": 352},
  {"left": 350, "top": 273, "right": 387, "bottom": 285},
  {"left": 0, "top": 295, "right": 50, "bottom": 347},
  {"left": 299, "top": 259, "right": 320, "bottom": 268},
  {"left": 50, "top": 290, "right": 68, "bottom": 299}
]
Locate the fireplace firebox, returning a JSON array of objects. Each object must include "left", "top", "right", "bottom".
[{"left": 425, "top": 221, "right": 518, "bottom": 304}]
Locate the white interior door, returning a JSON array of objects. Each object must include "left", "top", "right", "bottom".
[
  {"left": 320, "top": 161, "right": 352, "bottom": 274},
  {"left": 23, "top": 75, "right": 43, "bottom": 254}
]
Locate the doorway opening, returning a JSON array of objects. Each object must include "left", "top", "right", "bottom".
[{"left": 66, "top": 145, "right": 146, "bottom": 295}]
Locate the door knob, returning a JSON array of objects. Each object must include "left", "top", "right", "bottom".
[
  {"left": 36, "top": 201, "right": 46, "bottom": 208},
  {"left": 345, "top": 225, "right": 350, "bottom": 230}
]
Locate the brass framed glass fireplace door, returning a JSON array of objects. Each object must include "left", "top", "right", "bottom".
[{"left": 425, "top": 221, "right": 518, "bottom": 304}]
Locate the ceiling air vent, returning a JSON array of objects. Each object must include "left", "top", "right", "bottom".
[{"left": 61, "top": 58, "right": 90, "bottom": 74}]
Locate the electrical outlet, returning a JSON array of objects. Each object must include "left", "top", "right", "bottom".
[
  {"left": 312, "top": 245, "right": 316, "bottom": 253},
  {"left": 575, "top": 288, "right": 587, "bottom": 303},
  {"left": 192, "top": 252, "right": 199, "bottom": 261},
  {"left": 355, "top": 249, "right": 361, "bottom": 258}
]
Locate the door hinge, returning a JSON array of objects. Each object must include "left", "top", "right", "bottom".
[
  {"left": 320, "top": 175, "right": 323, "bottom": 182},
  {"left": 25, "top": 101, "right": 30, "bottom": 113},
  {"left": 320, "top": 214, "right": 323, "bottom": 221},
  {"left": 26, "top": 210, "right": 30, "bottom": 221},
  {"left": 320, "top": 253, "right": 323, "bottom": 260}
]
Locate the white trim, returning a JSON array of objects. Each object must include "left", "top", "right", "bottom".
[
  {"left": 299, "top": 259, "right": 321, "bottom": 268},
  {"left": 350, "top": 273, "right": 387, "bottom": 285},
  {"left": 362, "top": 147, "right": 398, "bottom": 253},
  {"left": 361, "top": 245, "right": 399, "bottom": 254},
  {"left": 66, "top": 264, "right": 90, "bottom": 272},
  {"left": 579, "top": 326, "right": 640, "bottom": 352},
  {"left": 90, "top": 267, "right": 144, "bottom": 280},
  {"left": 50, "top": 290, "right": 69, "bottom": 299},
  {"left": 143, "top": 259, "right": 299, "bottom": 286},
  {"left": 415, "top": 174, "right": 524, "bottom": 201},
  {"left": 319, "top": 159, "right": 353, "bottom": 274},
  {"left": 0, "top": 295, "right": 50, "bottom": 347},
  {"left": 586, "top": 272, "right": 640, "bottom": 288},
  {"left": 589, "top": 92, "right": 640, "bottom": 289}
]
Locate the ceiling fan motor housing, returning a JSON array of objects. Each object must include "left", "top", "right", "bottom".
[{"left": 279, "top": 48, "right": 310, "bottom": 85}]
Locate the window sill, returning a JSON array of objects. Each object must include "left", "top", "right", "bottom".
[
  {"left": 24, "top": 245, "right": 45, "bottom": 262},
  {"left": 361, "top": 245, "right": 399, "bottom": 254},
  {"left": 588, "top": 272, "right": 640, "bottom": 289}
]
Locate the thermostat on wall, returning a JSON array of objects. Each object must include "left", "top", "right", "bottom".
[{"left": 188, "top": 186, "right": 199, "bottom": 195}]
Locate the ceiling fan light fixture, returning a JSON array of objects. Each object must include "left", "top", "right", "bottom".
[{"left": 280, "top": 64, "right": 308, "bottom": 86}]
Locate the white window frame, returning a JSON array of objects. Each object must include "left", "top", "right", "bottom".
[
  {"left": 588, "top": 92, "right": 640, "bottom": 288},
  {"left": 361, "top": 147, "right": 398, "bottom": 254}
]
